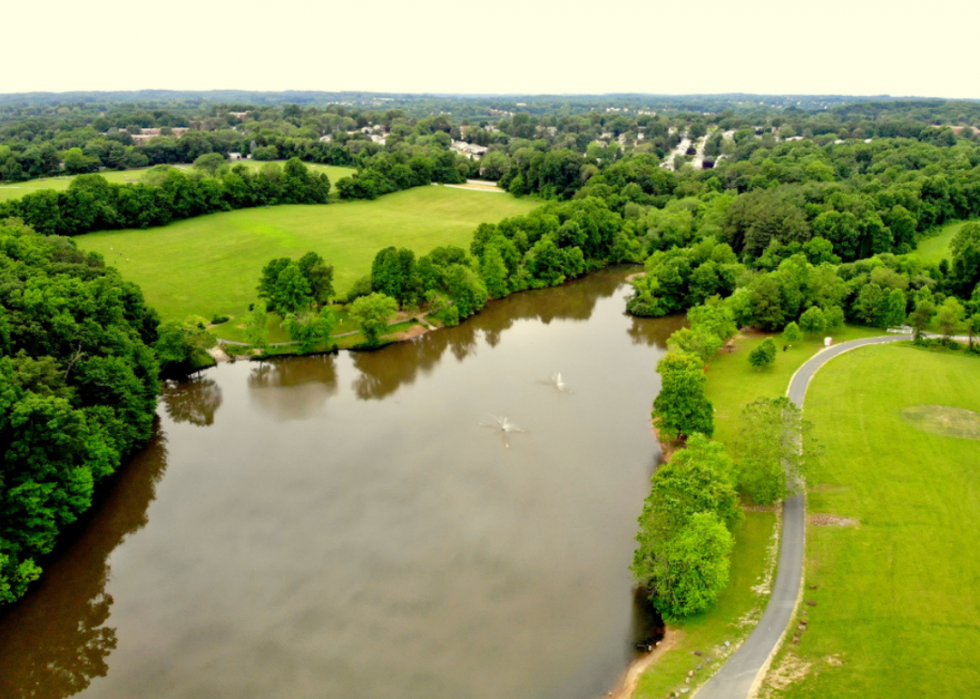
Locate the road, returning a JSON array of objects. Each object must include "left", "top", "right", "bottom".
[{"left": 694, "top": 335, "right": 905, "bottom": 699}]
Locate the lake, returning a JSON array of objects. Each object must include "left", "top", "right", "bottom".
[{"left": 0, "top": 269, "right": 684, "bottom": 699}]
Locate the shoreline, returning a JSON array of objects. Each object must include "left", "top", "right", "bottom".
[{"left": 606, "top": 630, "right": 682, "bottom": 699}]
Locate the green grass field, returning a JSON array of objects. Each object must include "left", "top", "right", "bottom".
[
  {"left": 761, "top": 344, "right": 980, "bottom": 698},
  {"left": 914, "top": 220, "right": 968, "bottom": 265},
  {"left": 0, "top": 161, "right": 355, "bottom": 202},
  {"left": 635, "top": 325, "right": 883, "bottom": 697},
  {"left": 76, "top": 185, "right": 537, "bottom": 324}
]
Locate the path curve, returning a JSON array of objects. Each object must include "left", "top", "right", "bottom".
[{"left": 694, "top": 335, "right": 905, "bottom": 699}]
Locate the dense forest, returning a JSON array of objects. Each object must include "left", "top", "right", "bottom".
[{"left": 0, "top": 220, "right": 160, "bottom": 604}]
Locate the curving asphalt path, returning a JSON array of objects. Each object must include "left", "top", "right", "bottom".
[{"left": 694, "top": 335, "right": 905, "bottom": 699}]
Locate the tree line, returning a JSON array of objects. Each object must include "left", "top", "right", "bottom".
[
  {"left": 0, "top": 159, "right": 330, "bottom": 236},
  {"left": 0, "top": 220, "right": 160, "bottom": 605}
]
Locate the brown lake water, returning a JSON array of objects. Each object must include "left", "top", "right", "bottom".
[{"left": 0, "top": 269, "right": 684, "bottom": 699}]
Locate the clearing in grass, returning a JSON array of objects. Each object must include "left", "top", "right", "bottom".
[
  {"left": 761, "top": 343, "right": 980, "bottom": 698},
  {"left": 76, "top": 185, "right": 537, "bottom": 325},
  {"left": 913, "top": 219, "right": 968, "bottom": 265}
]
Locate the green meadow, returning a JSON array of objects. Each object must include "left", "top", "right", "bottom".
[
  {"left": 762, "top": 343, "right": 980, "bottom": 697},
  {"left": 914, "top": 219, "right": 967, "bottom": 265},
  {"left": 0, "top": 161, "right": 355, "bottom": 202},
  {"left": 77, "top": 185, "right": 537, "bottom": 324}
]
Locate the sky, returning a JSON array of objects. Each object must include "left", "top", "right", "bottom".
[{"left": 4, "top": 0, "right": 979, "bottom": 98}]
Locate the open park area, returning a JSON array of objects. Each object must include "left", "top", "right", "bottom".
[
  {"left": 762, "top": 343, "right": 980, "bottom": 697},
  {"left": 76, "top": 185, "right": 536, "bottom": 324}
]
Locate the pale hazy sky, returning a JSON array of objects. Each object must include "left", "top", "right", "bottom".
[{"left": 4, "top": 0, "right": 978, "bottom": 98}]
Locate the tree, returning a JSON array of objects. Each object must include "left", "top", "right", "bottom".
[
  {"left": 967, "top": 313, "right": 980, "bottom": 351},
  {"left": 880, "top": 288, "right": 907, "bottom": 329},
  {"left": 632, "top": 434, "right": 739, "bottom": 619},
  {"left": 192, "top": 152, "right": 227, "bottom": 177},
  {"left": 823, "top": 305, "right": 845, "bottom": 332},
  {"left": 480, "top": 244, "right": 510, "bottom": 298},
  {"left": 245, "top": 303, "right": 270, "bottom": 350},
  {"left": 748, "top": 276, "right": 786, "bottom": 331},
  {"left": 909, "top": 296, "right": 936, "bottom": 342},
  {"left": 283, "top": 307, "right": 335, "bottom": 353},
  {"left": 645, "top": 513, "right": 734, "bottom": 618},
  {"left": 652, "top": 352, "right": 715, "bottom": 441},
  {"left": 733, "top": 397, "right": 813, "bottom": 504},
  {"left": 270, "top": 263, "right": 312, "bottom": 316},
  {"left": 799, "top": 306, "right": 826, "bottom": 336},
  {"left": 667, "top": 327, "right": 723, "bottom": 365},
  {"left": 350, "top": 293, "right": 399, "bottom": 347},
  {"left": 936, "top": 297, "right": 965, "bottom": 342},
  {"left": 782, "top": 322, "right": 802, "bottom": 346},
  {"left": 298, "top": 252, "right": 335, "bottom": 309},
  {"left": 688, "top": 304, "right": 738, "bottom": 343},
  {"left": 749, "top": 338, "right": 777, "bottom": 369},
  {"left": 155, "top": 316, "right": 217, "bottom": 377}
]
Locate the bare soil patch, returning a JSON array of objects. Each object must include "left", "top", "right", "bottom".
[
  {"left": 764, "top": 653, "right": 813, "bottom": 692},
  {"left": 901, "top": 404, "right": 980, "bottom": 440},
  {"left": 809, "top": 514, "right": 858, "bottom": 527}
]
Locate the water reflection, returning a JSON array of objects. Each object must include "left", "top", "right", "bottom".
[
  {"left": 626, "top": 314, "right": 688, "bottom": 347},
  {"left": 0, "top": 432, "right": 169, "bottom": 699},
  {"left": 351, "top": 270, "right": 626, "bottom": 402},
  {"left": 247, "top": 354, "right": 338, "bottom": 420},
  {"left": 162, "top": 376, "right": 223, "bottom": 426}
]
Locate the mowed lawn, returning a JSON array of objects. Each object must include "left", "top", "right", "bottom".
[
  {"left": 0, "top": 162, "right": 355, "bottom": 202},
  {"left": 764, "top": 344, "right": 980, "bottom": 697},
  {"left": 77, "top": 186, "right": 537, "bottom": 322},
  {"left": 914, "top": 220, "right": 968, "bottom": 265}
]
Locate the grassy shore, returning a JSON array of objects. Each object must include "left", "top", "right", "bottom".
[
  {"left": 0, "top": 162, "right": 355, "bottom": 202},
  {"left": 760, "top": 343, "right": 980, "bottom": 698},
  {"left": 76, "top": 186, "right": 537, "bottom": 324},
  {"left": 633, "top": 325, "right": 882, "bottom": 698}
]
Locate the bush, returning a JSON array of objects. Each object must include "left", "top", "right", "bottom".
[
  {"left": 749, "top": 337, "right": 777, "bottom": 369},
  {"left": 211, "top": 313, "right": 230, "bottom": 325}
]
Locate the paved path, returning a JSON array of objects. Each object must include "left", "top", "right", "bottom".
[{"left": 694, "top": 335, "right": 905, "bottom": 699}]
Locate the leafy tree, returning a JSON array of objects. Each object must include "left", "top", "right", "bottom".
[
  {"left": 192, "top": 152, "right": 227, "bottom": 177},
  {"left": 688, "top": 303, "right": 737, "bottom": 343},
  {"left": 480, "top": 244, "right": 510, "bottom": 298},
  {"left": 298, "top": 251, "right": 335, "bottom": 308},
  {"left": 632, "top": 434, "right": 739, "bottom": 618},
  {"left": 645, "top": 513, "right": 734, "bottom": 618},
  {"left": 880, "top": 288, "right": 907, "bottom": 329},
  {"left": 823, "top": 305, "right": 845, "bottom": 332},
  {"left": 668, "top": 327, "right": 723, "bottom": 365},
  {"left": 909, "top": 296, "right": 937, "bottom": 342},
  {"left": 949, "top": 222, "right": 980, "bottom": 297},
  {"left": 245, "top": 303, "right": 270, "bottom": 350},
  {"left": 653, "top": 352, "right": 715, "bottom": 441},
  {"left": 749, "top": 338, "right": 777, "bottom": 369},
  {"left": 156, "top": 316, "right": 217, "bottom": 377},
  {"left": 748, "top": 276, "right": 786, "bottom": 331},
  {"left": 733, "top": 397, "right": 813, "bottom": 504},
  {"left": 967, "top": 313, "right": 980, "bottom": 351},
  {"left": 350, "top": 292, "right": 399, "bottom": 346},
  {"left": 270, "top": 262, "right": 312, "bottom": 316},
  {"left": 782, "top": 322, "right": 802, "bottom": 345},
  {"left": 936, "top": 297, "right": 965, "bottom": 341},
  {"left": 283, "top": 307, "right": 335, "bottom": 352}
]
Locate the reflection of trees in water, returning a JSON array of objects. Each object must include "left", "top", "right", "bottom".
[
  {"left": 351, "top": 270, "right": 627, "bottom": 401},
  {"left": 0, "top": 431, "right": 169, "bottom": 699},
  {"left": 162, "top": 376, "right": 223, "bottom": 426},
  {"left": 626, "top": 314, "right": 688, "bottom": 349},
  {"left": 247, "top": 355, "right": 338, "bottom": 420}
]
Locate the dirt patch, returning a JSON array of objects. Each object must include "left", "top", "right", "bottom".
[
  {"left": 625, "top": 272, "right": 645, "bottom": 283},
  {"left": 901, "top": 404, "right": 980, "bottom": 440},
  {"left": 650, "top": 419, "right": 683, "bottom": 461},
  {"left": 809, "top": 514, "right": 858, "bottom": 527},
  {"left": 765, "top": 653, "right": 812, "bottom": 692},
  {"left": 393, "top": 324, "right": 430, "bottom": 341},
  {"left": 825, "top": 654, "right": 843, "bottom": 667},
  {"left": 606, "top": 630, "right": 683, "bottom": 699},
  {"left": 744, "top": 504, "right": 778, "bottom": 512}
]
